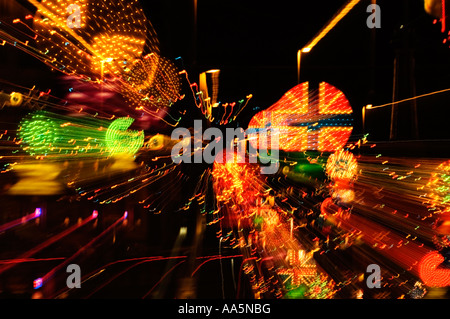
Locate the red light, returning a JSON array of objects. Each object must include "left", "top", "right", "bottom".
[
  {"left": 248, "top": 82, "right": 353, "bottom": 152},
  {"left": 33, "top": 278, "right": 43, "bottom": 289},
  {"left": 419, "top": 251, "right": 450, "bottom": 287}
]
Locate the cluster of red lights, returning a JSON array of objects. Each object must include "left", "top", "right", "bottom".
[{"left": 248, "top": 82, "right": 353, "bottom": 153}]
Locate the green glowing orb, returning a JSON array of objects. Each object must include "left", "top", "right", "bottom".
[
  {"left": 106, "top": 117, "right": 144, "bottom": 155},
  {"left": 18, "top": 113, "right": 59, "bottom": 156}
]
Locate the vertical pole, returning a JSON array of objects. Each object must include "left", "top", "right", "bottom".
[
  {"left": 390, "top": 57, "right": 398, "bottom": 141},
  {"left": 410, "top": 55, "right": 419, "bottom": 139},
  {"left": 442, "top": 0, "right": 446, "bottom": 33},
  {"left": 369, "top": 0, "right": 377, "bottom": 100},
  {"left": 193, "top": 0, "right": 198, "bottom": 67},
  {"left": 362, "top": 105, "right": 366, "bottom": 135},
  {"left": 297, "top": 50, "right": 302, "bottom": 84},
  {"left": 290, "top": 218, "right": 294, "bottom": 239}
]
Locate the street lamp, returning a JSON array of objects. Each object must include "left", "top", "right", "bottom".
[
  {"left": 296, "top": 0, "right": 361, "bottom": 84},
  {"left": 362, "top": 104, "right": 372, "bottom": 134},
  {"left": 193, "top": 0, "right": 198, "bottom": 65},
  {"left": 297, "top": 47, "right": 312, "bottom": 84}
]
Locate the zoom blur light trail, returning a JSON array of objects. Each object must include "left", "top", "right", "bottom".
[
  {"left": 18, "top": 111, "right": 144, "bottom": 158},
  {"left": 33, "top": 211, "right": 128, "bottom": 291},
  {"left": 321, "top": 198, "right": 432, "bottom": 279},
  {"left": 0, "top": 208, "right": 41, "bottom": 233},
  {"left": 18, "top": 111, "right": 110, "bottom": 158},
  {"left": 0, "top": 210, "right": 98, "bottom": 276}
]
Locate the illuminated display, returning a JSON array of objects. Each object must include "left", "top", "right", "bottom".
[
  {"left": 30, "top": 0, "right": 155, "bottom": 79},
  {"left": 248, "top": 82, "right": 353, "bottom": 152},
  {"left": 18, "top": 111, "right": 108, "bottom": 157},
  {"left": 326, "top": 149, "right": 358, "bottom": 181},
  {"left": 90, "top": 33, "right": 147, "bottom": 76},
  {"left": 276, "top": 249, "right": 316, "bottom": 288},
  {"left": 419, "top": 251, "right": 450, "bottom": 287},
  {"left": 121, "top": 53, "right": 183, "bottom": 110},
  {"left": 18, "top": 111, "right": 143, "bottom": 157},
  {"left": 105, "top": 117, "right": 144, "bottom": 156}
]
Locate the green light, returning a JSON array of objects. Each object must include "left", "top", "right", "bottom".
[
  {"left": 18, "top": 113, "right": 58, "bottom": 156},
  {"left": 284, "top": 284, "right": 308, "bottom": 299},
  {"left": 19, "top": 112, "right": 145, "bottom": 159},
  {"left": 18, "top": 111, "right": 109, "bottom": 158},
  {"left": 105, "top": 117, "right": 144, "bottom": 155}
]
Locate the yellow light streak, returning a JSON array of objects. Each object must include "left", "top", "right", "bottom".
[{"left": 300, "top": 0, "right": 361, "bottom": 53}]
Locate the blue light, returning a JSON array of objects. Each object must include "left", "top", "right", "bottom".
[
  {"left": 33, "top": 278, "right": 43, "bottom": 289},
  {"left": 34, "top": 208, "right": 42, "bottom": 217}
]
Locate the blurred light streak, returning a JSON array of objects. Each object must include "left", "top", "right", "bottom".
[
  {"left": 84, "top": 162, "right": 178, "bottom": 206},
  {"left": 0, "top": 211, "right": 97, "bottom": 275},
  {"left": 141, "top": 260, "right": 187, "bottom": 299},
  {"left": 0, "top": 207, "right": 42, "bottom": 233},
  {"left": 34, "top": 212, "right": 126, "bottom": 289},
  {"left": 236, "top": 257, "right": 258, "bottom": 298},
  {"left": 322, "top": 186, "right": 433, "bottom": 278},
  {"left": 17, "top": 110, "right": 112, "bottom": 158},
  {"left": 191, "top": 254, "right": 244, "bottom": 277},
  {"left": 300, "top": 0, "right": 361, "bottom": 53},
  {"left": 53, "top": 254, "right": 260, "bottom": 298},
  {"left": 212, "top": 150, "right": 336, "bottom": 298},
  {"left": 180, "top": 70, "right": 251, "bottom": 124},
  {"left": 84, "top": 258, "right": 186, "bottom": 299},
  {"left": 367, "top": 87, "right": 450, "bottom": 109},
  {"left": 314, "top": 152, "right": 450, "bottom": 292},
  {"left": 52, "top": 255, "right": 188, "bottom": 298},
  {"left": 0, "top": 257, "right": 66, "bottom": 264}
]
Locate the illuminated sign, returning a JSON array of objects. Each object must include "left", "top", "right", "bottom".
[
  {"left": 106, "top": 117, "right": 144, "bottom": 156},
  {"left": 248, "top": 82, "right": 353, "bottom": 152},
  {"left": 18, "top": 111, "right": 143, "bottom": 157},
  {"left": 419, "top": 251, "right": 450, "bottom": 287}
]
